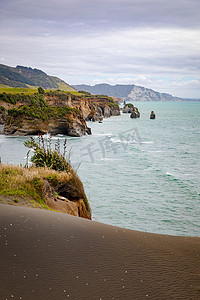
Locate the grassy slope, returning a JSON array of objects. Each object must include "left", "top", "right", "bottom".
[
  {"left": 0, "top": 86, "right": 82, "bottom": 95},
  {"left": 0, "top": 86, "right": 38, "bottom": 94},
  {"left": 0, "top": 164, "right": 89, "bottom": 211},
  {"left": 0, "top": 64, "right": 77, "bottom": 92}
]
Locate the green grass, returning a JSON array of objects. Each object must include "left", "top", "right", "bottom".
[
  {"left": 57, "top": 82, "right": 76, "bottom": 92},
  {"left": 0, "top": 92, "right": 80, "bottom": 120},
  {"left": 0, "top": 86, "right": 38, "bottom": 95},
  {"left": 0, "top": 166, "right": 45, "bottom": 205},
  {"left": 69, "top": 91, "right": 84, "bottom": 96},
  {"left": 0, "top": 86, "right": 78, "bottom": 95},
  {"left": 0, "top": 164, "right": 90, "bottom": 212}
]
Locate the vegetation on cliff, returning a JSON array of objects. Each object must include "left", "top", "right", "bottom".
[
  {"left": 24, "top": 135, "right": 70, "bottom": 172},
  {"left": 0, "top": 92, "right": 80, "bottom": 120},
  {"left": 0, "top": 87, "right": 120, "bottom": 136},
  {"left": 0, "top": 136, "right": 91, "bottom": 219}
]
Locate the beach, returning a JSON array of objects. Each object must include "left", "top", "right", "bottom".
[{"left": 0, "top": 203, "right": 200, "bottom": 299}]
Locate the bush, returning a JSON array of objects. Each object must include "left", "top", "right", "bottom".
[
  {"left": 24, "top": 135, "right": 71, "bottom": 172},
  {"left": 38, "top": 87, "right": 45, "bottom": 94},
  {"left": 8, "top": 108, "right": 22, "bottom": 117}
]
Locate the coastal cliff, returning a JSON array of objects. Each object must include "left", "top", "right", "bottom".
[
  {"left": 0, "top": 90, "right": 120, "bottom": 136},
  {"left": 0, "top": 164, "right": 91, "bottom": 219}
]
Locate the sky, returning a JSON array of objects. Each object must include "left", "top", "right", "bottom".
[{"left": 0, "top": 0, "right": 200, "bottom": 98}]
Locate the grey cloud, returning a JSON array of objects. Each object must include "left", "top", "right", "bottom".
[
  {"left": 1, "top": 0, "right": 200, "bottom": 33},
  {"left": 1, "top": 27, "right": 199, "bottom": 78},
  {"left": 0, "top": 0, "right": 200, "bottom": 98}
]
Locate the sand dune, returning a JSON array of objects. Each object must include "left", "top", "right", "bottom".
[{"left": 0, "top": 204, "right": 200, "bottom": 299}]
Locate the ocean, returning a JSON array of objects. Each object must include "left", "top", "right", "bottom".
[{"left": 0, "top": 101, "right": 200, "bottom": 237}]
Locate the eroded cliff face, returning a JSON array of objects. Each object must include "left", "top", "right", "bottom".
[
  {"left": 43, "top": 179, "right": 91, "bottom": 219},
  {"left": 4, "top": 115, "right": 88, "bottom": 136},
  {"left": 0, "top": 91, "right": 120, "bottom": 136},
  {"left": 4, "top": 111, "right": 90, "bottom": 137},
  {"left": 44, "top": 93, "right": 120, "bottom": 121}
]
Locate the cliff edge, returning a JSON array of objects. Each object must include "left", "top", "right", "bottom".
[
  {"left": 0, "top": 90, "right": 120, "bottom": 136},
  {"left": 0, "top": 164, "right": 91, "bottom": 219}
]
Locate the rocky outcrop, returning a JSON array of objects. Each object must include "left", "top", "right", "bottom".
[
  {"left": 44, "top": 93, "right": 120, "bottom": 120},
  {"left": 123, "top": 103, "right": 135, "bottom": 113},
  {"left": 0, "top": 91, "right": 120, "bottom": 136},
  {"left": 0, "top": 93, "right": 91, "bottom": 137},
  {"left": 122, "top": 103, "right": 140, "bottom": 118},
  {"left": 43, "top": 180, "right": 91, "bottom": 219},
  {"left": 150, "top": 111, "right": 156, "bottom": 119},
  {"left": 130, "top": 110, "right": 140, "bottom": 118},
  {"left": 42, "top": 172, "right": 92, "bottom": 219},
  {"left": 4, "top": 113, "right": 90, "bottom": 137},
  {"left": 0, "top": 109, "right": 6, "bottom": 125},
  {"left": 83, "top": 98, "right": 120, "bottom": 121}
]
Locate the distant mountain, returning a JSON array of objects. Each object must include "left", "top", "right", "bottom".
[
  {"left": 73, "top": 83, "right": 184, "bottom": 101},
  {"left": 128, "top": 85, "right": 182, "bottom": 102},
  {"left": 0, "top": 64, "right": 76, "bottom": 92},
  {"left": 72, "top": 83, "right": 134, "bottom": 98}
]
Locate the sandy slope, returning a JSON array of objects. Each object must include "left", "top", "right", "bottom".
[{"left": 0, "top": 204, "right": 200, "bottom": 299}]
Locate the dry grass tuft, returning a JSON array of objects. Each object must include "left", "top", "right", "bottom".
[{"left": 0, "top": 164, "right": 89, "bottom": 211}]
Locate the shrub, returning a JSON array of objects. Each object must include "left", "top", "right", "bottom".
[
  {"left": 8, "top": 108, "right": 22, "bottom": 117},
  {"left": 38, "top": 87, "right": 45, "bottom": 94},
  {"left": 24, "top": 135, "right": 71, "bottom": 172}
]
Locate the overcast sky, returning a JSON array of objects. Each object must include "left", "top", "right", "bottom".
[{"left": 0, "top": 0, "right": 200, "bottom": 98}]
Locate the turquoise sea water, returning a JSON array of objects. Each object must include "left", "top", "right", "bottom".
[{"left": 0, "top": 101, "right": 200, "bottom": 237}]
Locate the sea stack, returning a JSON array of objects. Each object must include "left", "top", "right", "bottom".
[
  {"left": 130, "top": 110, "right": 140, "bottom": 118},
  {"left": 150, "top": 111, "right": 156, "bottom": 119},
  {"left": 122, "top": 103, "right": 140, "bottom": 118},
  {"left": 130, "top": 107, "right": 140, "bottom": 118}
]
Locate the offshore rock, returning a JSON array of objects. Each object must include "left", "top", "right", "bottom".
[
  {"left": 150, "top": 111, "right": 156, "bottom": 119},
  {"left": 130, "top": 107, "right": 140, "bottom": 119},
  {"left": 130, "top": 111, "right": 140, "bottom": 118},
  {"left": 122, "top": 103, "right": 140, "bottom": 118},
  {"left": 123, "top": 104, "right": 134, "bottom": 113}
]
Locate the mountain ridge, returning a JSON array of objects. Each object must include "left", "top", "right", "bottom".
[
  {"left": 73, "top": 83, "right": 184, "bottom": 101},
  {"left": 0, "top": 64, "right": 76, "bottom": 92}
]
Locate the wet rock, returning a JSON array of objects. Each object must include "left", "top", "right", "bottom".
[
  {"left": 130, "top": 108, "right": 140, "bottom": 119},
  {"left": 150, "top": 111, "right": 156, "bottom": 119},
  {"left": 4, "top": 115, "right": 91, "bottom": 137},
  {"left": 123, "top": 103, "right": 134, "bottom": 113}
]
